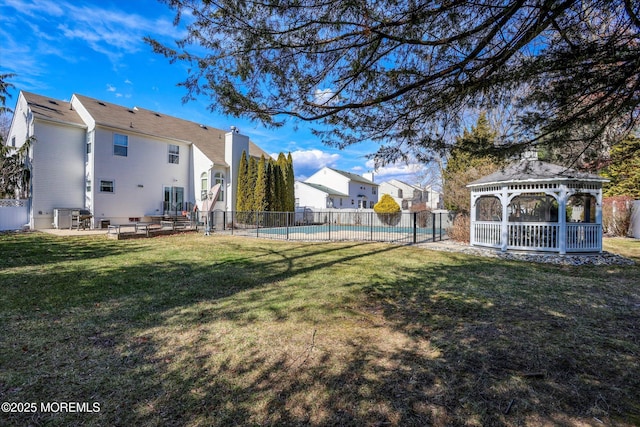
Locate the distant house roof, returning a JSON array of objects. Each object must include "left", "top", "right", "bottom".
[
  {"left": 382, "top": 178, "right": 422, "bottom": 191},
  {"left": 328, "top": 167, "right": 378, "bottom": 185},
  {"left": 467, "top": 160, "right": 608, "bottom": 187},
  {"left": 22, "top": 92, "right": 85, "bottom": 128},
  {"left": 23, "top": 91, "right": 269, "bottom": 166},
  {"left": 298, "top": 181, "right": 349, "bottom": 197}
]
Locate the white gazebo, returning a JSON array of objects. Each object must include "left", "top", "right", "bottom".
[{"left": 467, "top": 156, "right": 609, "bottom": 254}]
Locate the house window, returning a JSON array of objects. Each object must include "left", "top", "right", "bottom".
[
  {"left": 86, "top": 180, "right": 91, "bottom": 193},
  {"left": 11, "top": 136, "right": 16, "bottom": 147},
  {"left": 214, "top": 172, "right": 224, "bottom": 201},
  {"left": 295, "top": 198, "right": 299, "bottom": 207},
  {"left": 86, "top": 141, "right": 92, "bottom": 154},
  {"left": 372, "top": 188, "right": 376, "bottom": 195},
  {"left": 100, "top": 180, "right": 114, "bottom": 193},
  {"left": 398, "top": 189, "right": 403, "bottom": 198},
  {"left": 168, "top": 144, "right": 179, "bottom": 164},
  {"left": 200, "top": 172, "right": 208, "bottom": 200},
  {"left": 113, "top": 134, "right": 128, "bottom": 156}
]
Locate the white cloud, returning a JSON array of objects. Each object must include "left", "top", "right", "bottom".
[
  {"left": 124, "top": 79, "right": 132, "bottom": 84},
  {"left": 106, "top": 84, "right": 116, "bottom": 92},
  {"left": 289, "top": 149, "right": 340, "bottom": 169},
  {"left": 2, "top": 0, "right": 64, "bottom": 18},
  {"left": 314, "top": 88, "right": 336, "bottom": 106},
  {"left": 268, "top": 149, "right": 341, "bottom": 180},
  {"left": 364, "top": 159, "right": 428, "bottom": 185},
  {"left": 2, "top": 0, "right": 184, "bottom": 70}
]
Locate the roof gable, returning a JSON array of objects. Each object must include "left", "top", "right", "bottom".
[
  {"left": 22, "top": 91, "right": 85, "bottom": 127},
  {"left": 73, "top": 93, "right": 270, "bottom": 165}
]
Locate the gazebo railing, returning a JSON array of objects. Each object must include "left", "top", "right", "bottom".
[
  {"left": 472, "top": 221, "right": 501, "bottom": 248},
  {"left": 566, "top": 223, "right": 601, "bottom": 252},
  {"left": 508, "top": 222, "right": 559, "bottom": 251},
  {"left": 472, "top": 221, "right": 603, "bottom": 253}
]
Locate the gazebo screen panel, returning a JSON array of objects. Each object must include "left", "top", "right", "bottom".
[
  {"left": 508, "top": 194, "right": 559, "bottom": 223},
  {"left": 567, "top": 194, "right": 596, "bottom": 223},
  {"left": 476, "top": 196, "right": 502, "bottom": 221}
]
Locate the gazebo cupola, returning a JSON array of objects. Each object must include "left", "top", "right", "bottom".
[{"left": 466, "top": 153, "right": 609, "bottom": 254}]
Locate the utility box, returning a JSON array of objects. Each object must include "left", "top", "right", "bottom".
[{"left": 53, "top": 208, "right": 73, "bottom": 229}]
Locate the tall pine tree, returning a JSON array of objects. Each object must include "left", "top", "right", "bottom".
[
  {"left": 247, "top": 155, "right": 258, "bottom": 210},
  {"left": 254, "top": 155, "right": 268, "bottom": 212},
  {"left": 601, "top": 133, "right": 640, "bottom": 198},
  {"left": 285, "top": 153, "right": 295, "bottom": 211},
  {"left": 236, "top": 151, "right": 249, "bottom": 212}
]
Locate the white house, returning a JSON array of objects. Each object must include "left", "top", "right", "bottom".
[
  {"left": 295, "top": 167, "right": 378, "bottom": 209},
  {"left": 7, "top": 91, "right": 270, "bottom": 229},
  {"left": 378, "top": 179, "right": 442, "bottom": 211}
]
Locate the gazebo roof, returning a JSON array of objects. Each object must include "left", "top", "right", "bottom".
[{"left": 467, "top": 159, "right": 608, "bottom": 188}]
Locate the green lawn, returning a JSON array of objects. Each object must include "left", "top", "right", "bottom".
[{"left": 1, "top": 232, "right": 639, "bottom": 426}]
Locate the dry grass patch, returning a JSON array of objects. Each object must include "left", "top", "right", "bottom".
[{"left": 0, "top": 232, "right": 638, "bottom": 426}]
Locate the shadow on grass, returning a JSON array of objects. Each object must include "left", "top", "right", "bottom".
[
  {"left": 0, "top": 232, "right": 141, "bottom": 269},
  {"left": 1, "top": 234, "right": 639, "bottom": 426}
]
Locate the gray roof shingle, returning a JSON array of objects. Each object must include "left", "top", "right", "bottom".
[
  {"left": 22, "top": 91, "right": 85, "bottom": 127},
  {"left": 23, "top": 91, "right": 270, "bottom": 166}
]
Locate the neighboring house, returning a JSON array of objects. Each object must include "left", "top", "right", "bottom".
[
  {"left": 295, "top": 167, "right": 378, "bottom": 209},
  {"left": 7, "top": 91, "right": 270, "bottom": 229},
  {"left": 378, "top": 179, "right": 442, "bottom": 211}
]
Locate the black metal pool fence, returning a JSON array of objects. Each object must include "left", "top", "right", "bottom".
[{"left": 207, "top": 209, "right": 451, "bottom": 243}]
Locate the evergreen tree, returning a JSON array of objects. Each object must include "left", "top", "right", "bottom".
[
  {"left": 236, "top": 150, "right": 249, "bottom": 212},
  {"left": 374, "top": 194, "right": 401, "bottom": 226},
  {"left": 601, "top": 134, "right": 640, "bottom": 198},
  {"left": 271, "top": 158, "right": 283, "bottom": 212},
  {"left": 254, "top": 155, "right": 268, "bottom": 212},
  {"left": 285, "top": 152, "right": 295, "bottom": 211},
  {"left": 247, "top": 155, "right": 258, "bottom": 210},
  {"left": 443, "top": 113, "right": 503, "bottom": 214},
  {"left": 265, "top": 159, "right": 273, "bottom": 211},
  {"left": 0, "top": 73, "right": 34, "bottom": 199}
]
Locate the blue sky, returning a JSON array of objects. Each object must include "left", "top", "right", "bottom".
[{"left": 0, "top": 0, "right": 430, "bottom": 184}]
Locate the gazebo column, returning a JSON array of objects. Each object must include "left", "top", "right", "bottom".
[
  {"left": 558, "top": 185, "right": 567, "bottom": 255},
  {"left": 470, "top": 193, "right": 478, "bottom": 247},
  {"left": 500, "top": 186, "right": 509, "bottom": 252},
  {"left": 595, "top": 189, "right": 603, "bottom": 253}
]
